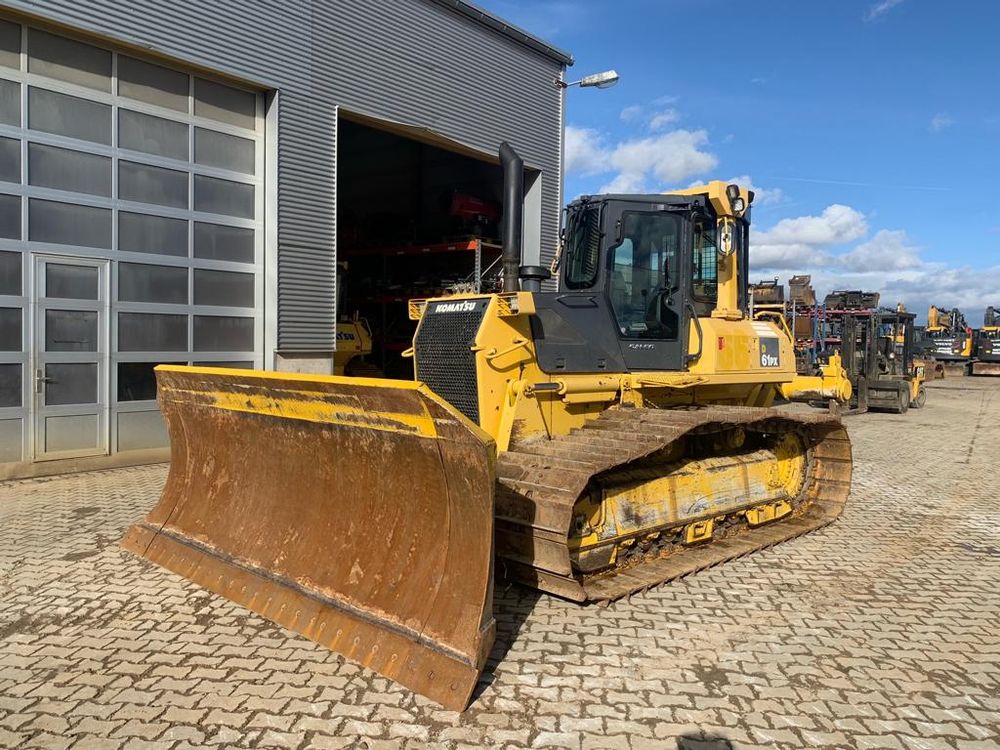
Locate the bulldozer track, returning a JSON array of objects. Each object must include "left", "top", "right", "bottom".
[{"left": 496, "top": 405, "right": 852, "bottom": 602}]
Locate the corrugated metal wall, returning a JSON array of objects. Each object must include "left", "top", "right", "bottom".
[{"left": 2, "top": 0, "right": 565, "bottom": 351}]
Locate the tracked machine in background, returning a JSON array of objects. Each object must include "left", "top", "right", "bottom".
[
  {"left": 973, "top": 306, "right": 1000, "bottom": 376},
  {"left": 926, "top": 305, "right": 974, "bottom": 376},
  {"left": 122, "top": 145, "right": 852, "bottom": 711}
]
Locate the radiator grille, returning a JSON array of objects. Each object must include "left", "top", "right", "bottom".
[{"left": 414, "top": 299, "right": 489, "bottom": 424}]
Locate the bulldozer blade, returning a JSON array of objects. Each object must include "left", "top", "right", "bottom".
[
  {"left": 941, "top": 361, "right": 970, "bottom": 377},
  {"left": 972, "top": 361, "right": 1000, "bottom": 376},
  {"left": 122, "top": 366, "right": 496, "bottom": 711}
]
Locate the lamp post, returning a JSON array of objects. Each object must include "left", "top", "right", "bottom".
[
  {"left": 552, "top": 69, "right": 620, "bottom": 276},
  {"left": 556, "top": 69, "right": 620, "bottom": 90}
]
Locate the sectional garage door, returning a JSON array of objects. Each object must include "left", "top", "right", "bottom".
[{"left": 0, "top": 17, "right": 264, "bottom": 463}]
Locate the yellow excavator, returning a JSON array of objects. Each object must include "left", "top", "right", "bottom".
[
  {"left": 973, "top": 306, "right": 1000, "bottom": 376},
  {"left": 332, "top": 262, "right": 379, "bottom": 377},
  {"left": 927, "top": 305, "right": 974, "bottom": 376},
  {"left": 122, "top": 144, "right": 852, "bottom": 711},
  {"left": 332, "top": 316, "right": 376, "bottom": 376}
]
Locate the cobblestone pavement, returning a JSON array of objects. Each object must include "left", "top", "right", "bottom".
[{"left": 1, "top": 378, "right": 999, "bottom": 750}]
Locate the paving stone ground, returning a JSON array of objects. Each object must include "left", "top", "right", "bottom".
[{"left": 1, "top": 377, "right": 999, "bottom": 750}]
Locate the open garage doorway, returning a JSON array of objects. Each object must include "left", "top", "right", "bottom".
[{"left": 336, "top": 113, "right": 519, "bottom": 379}]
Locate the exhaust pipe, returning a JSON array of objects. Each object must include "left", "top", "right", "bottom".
[
  {"left": 498, "top": 142, "right": 551, "bottom": 293},
  {"left": 499, "top": 142, "right": 523, "bottom": 293}
]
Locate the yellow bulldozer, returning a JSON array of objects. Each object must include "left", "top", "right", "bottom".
[{"left": 122, "top": 144, "right": 852, "bottom": 711}]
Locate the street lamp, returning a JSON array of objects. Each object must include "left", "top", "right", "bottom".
[
  {"left": 551, "top": 67, "right": 620, "bottom": 275},
  {"left": 556, "top": 69, "right": 620, "bottom": 90}
]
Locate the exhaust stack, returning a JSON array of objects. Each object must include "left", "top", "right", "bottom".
[{"left": 499, "top": 142, "right": 523, "bottom": 293}]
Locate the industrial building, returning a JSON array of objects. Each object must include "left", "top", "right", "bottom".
[{"left": 0, "top": 0, "right": 570, "bottom": 476}]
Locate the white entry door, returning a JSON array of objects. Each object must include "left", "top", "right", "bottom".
[{"left": 31, "top": 256, "right": 110, "bottom": 460}]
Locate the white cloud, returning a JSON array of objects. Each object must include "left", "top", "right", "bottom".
[
  {"left": 648, "top": 109, "right": 680, "bottom": 131},
  {"left": 616, "top": 99, "right": 680, "bottom": 128},
  {"left": 750, "top": 207, "right": 998, "bottom": 319},
  {"left": 751, "top": 243, "right": 831, "bottom": 270},
  {"left": 619, "top": 105, "right": 642, "bottom": 122},
  {"left": 724, "top": 175, "right": 784, "bottom": 206},
  {"left": 750, "top": 204, "right": 868, "bottom": 271},
  {"left": 565, "top": 124, "right": 718, "bottom": 193},
  {"left": 754, "top": 204, "right": 868, "bottom": 247},
  {"left": 600, "top": 172, "right": 645, "bottom": 194},
  {"left": 753, "top": 262, "right": 1000, "bottom": 322},
  {"left": 930, "top": 113, "right": 955, "bottom": 132},
  {"left": 564, "top": 125, "right": 607, "bottom": 176},
  {"left": 841, "top": 229, "right": 922, "bottom": 271},
  {"left": 865, "top": 0, "right": 905, "bottom": 21},
  {"left": 600, "top": 130, "right": 718, "bottom": 193}
]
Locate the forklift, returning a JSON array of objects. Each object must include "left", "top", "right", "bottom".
[
  {"left": 789, "top": 296, "right": 925, "bottom": 414},
  {"left": 872, "top": 307, "right": 927, "bottom": 411}
]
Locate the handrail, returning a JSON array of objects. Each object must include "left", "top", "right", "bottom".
[
  {"left": 754, "top": 309, "right": 793, "bottom": 342},
  {"left": 484, "top": 338, "right": 528, "bottom": 362},
  {"left": 685, "top": 301, "right": 704, "bottom": 364}
]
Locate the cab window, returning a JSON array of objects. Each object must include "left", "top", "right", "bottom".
[
  {"left": 692, "top": 220, "right": 718, "bottom": 304},
  {"left": 607, "top": 212, "right": 680, "bottom": 339},
  {"left": 564, "top": 205, "right": 602, "bottom": 289}
]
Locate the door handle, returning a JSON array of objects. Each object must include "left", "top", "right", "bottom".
[{"left": 34, "top": 369, "right": 54, "bottom": 393}]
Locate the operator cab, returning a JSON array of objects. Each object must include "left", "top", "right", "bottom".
[{"left": 530, "top": 192, "right": 750, "bottom": 374}]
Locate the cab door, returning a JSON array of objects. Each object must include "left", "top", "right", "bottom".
[{"left": 602, "top": 204, "right": 688, "bottom": 371}]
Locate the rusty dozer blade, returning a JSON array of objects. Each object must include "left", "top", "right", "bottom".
[
  {"left": 121, "top": 366, "right": 496, "bottom": 711},
  {"left": 973, "top": 361, "right": 1000, "bottom": 376}
]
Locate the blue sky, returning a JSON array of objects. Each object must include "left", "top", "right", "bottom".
[{"left": 477, "top": 0, "right": 999, "bottom": 323}]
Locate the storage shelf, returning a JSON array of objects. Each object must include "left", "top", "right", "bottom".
[
  {"left": 356, "top": 294, "right": 442, "bottom": 304},
  {"left": 382, "top": 341, "right": 412, "bottom": 352},
  {"left": 340, "top": 235, "right": 502, "bottom": 378},
  {"left": 342, "top": 239, "right": 502, "bottom": 257}
]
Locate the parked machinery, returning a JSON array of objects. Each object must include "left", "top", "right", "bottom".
[
  {"left": 333, "top": 316, "right": 377, "bottom": 376},
  {"left": 874, "top": 308, "right": 927, "bottom": 410},
  {"left": 926, "top": 305, "right": 974, "bottom": 376},
  {"left": 824, "top": 289, "right": 880, "bottom": 310},
  {"left": 333, "top": 262, "right": 379, "bottom": 376},
  {"left": 788, "top": 275, "right": 816, "bottom": 306},
  {"left": 749, "top": 277, "right": 785, "bottom": 309},
  {"left": 912, "top": 323, "right": 945, "bottom": 379},
  {"left": 782, "top": 293, "right": 925, "bottom": 414},
  {"left": 973, "top": 306, "right": 1000, "bottom": 376},
  {"left": 781, "top": 288, "right": 863, "bottom": 410},
  {"left": 121, "top": 150, "right": 852, "bottom": 710}
]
